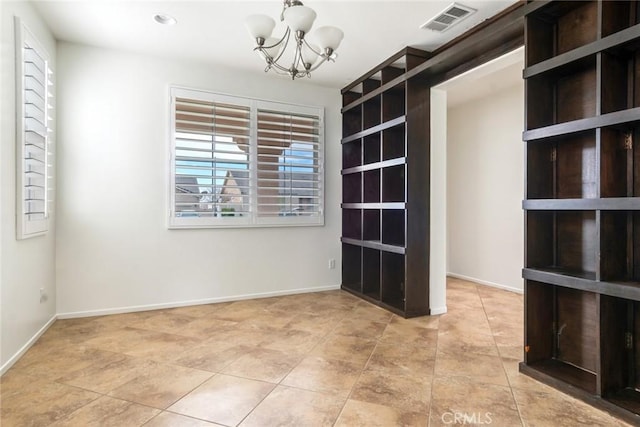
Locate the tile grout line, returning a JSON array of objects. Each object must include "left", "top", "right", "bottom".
[
  {"left": 475, "top": 283, "right": 526, "bottom": 427},
  {"left": 331, "top": 311, "right": 395, "bottom": 426}
]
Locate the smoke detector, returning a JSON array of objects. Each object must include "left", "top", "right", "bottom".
[{"left": 420, "top": 3, "right": 476, "bottom": 32}]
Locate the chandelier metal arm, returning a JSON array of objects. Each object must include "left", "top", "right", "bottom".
[
  {"left": 301, "top": 38, "right": 335, "bottom": 70},
  {"left": 268, "top": 28, "right": 291, "bottom": 65}
]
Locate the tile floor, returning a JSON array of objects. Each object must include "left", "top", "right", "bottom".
[{"left": 0, "top": 278, "right": 631, "bottom": 426}]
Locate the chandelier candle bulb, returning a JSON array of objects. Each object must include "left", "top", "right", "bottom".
[{"left": 245, "top": 0, "right": 343, "bottom": 79}]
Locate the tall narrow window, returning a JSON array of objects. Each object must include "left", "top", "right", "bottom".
[
  {"left": 169, "top": 88, "right": 324, "bottom": 228},
  {"left": 15, "top": 17, "right": 54, "bottom": 239}
]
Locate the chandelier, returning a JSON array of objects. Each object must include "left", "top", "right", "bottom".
[{"left": 245, "top": 0, "right": 344, "bottom": 79}]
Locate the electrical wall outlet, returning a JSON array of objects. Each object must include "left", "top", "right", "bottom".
[
  {"left": 39, "top": 288, "right": 47, "bottom": 303},
  {"left": 329, "top": 258, "right": 336, "bottom": 269}
]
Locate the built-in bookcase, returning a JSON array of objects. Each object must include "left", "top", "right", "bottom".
[
  {"left": 340, "top": 48, "right": 430, "bottom": 317},
  {"left": 521, "top": 1, "right": 640, "bottom": 423}
]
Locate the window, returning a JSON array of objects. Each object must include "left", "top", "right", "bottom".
[
  {"left": 15, "top": 17, "right": 54, "bottom": 239},
  {"left": 169, "top": 87, "right": 324, "bottom": 228}
]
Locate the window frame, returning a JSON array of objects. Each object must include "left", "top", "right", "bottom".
[
  {"left": 15, "top": 17, "right": 53, "bottom": 240},
  {"left": 168, "top": 86, "right": 325, "bottom": 229}
]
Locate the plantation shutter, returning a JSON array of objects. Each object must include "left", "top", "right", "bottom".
[
  {"left": 173, "top": 95, "right": 251, "bottom": 219},
  {"left": 169, "top": 87, "right": 324, "bottom": 228},
  {"left": 16, "top": 18, "right": 53, "bottom": 239},
  {"left": 256, "top": 108, "right": 322, "bottom": 218}
]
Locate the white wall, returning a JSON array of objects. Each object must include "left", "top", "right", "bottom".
[
  {"left": 56, "top": 43, "right": 342, "bottom": 316},
  {"left": 446, "top": 82, "right": 524, "bottom": 292},
  {"left": 1, "top": 1, "right": 57, "bottom": 370},
  {"left": 429, "top": 89, "right": 447, "bottom": 314}
]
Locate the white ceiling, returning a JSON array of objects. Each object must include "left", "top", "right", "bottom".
[{"left": 32, "top": 0, "right": 519, "bottom": 89}]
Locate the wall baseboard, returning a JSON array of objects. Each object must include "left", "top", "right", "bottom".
[
  {"left": 447, "top": 272, "right": 523, "bottom": 294},
  {"left": 430, "top": 306, "right": 448, "bottom": 315},
  {"left": 57, "top": 284, "right": 341, "bottom": 319},
  {"left": 1, "top": 314, "right": 57, "bottom": 375}
]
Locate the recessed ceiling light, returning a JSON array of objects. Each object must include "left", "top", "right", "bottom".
[{"left": 154, "top": 14, "right": 177, "bottom": 25}]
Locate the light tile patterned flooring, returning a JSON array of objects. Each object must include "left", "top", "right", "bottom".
[{"left": 0, "top": 278, "right": 631, "bottom": 426}]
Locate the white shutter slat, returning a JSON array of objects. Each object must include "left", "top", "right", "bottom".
[
  {"left": 24, "top": 44, "right": 45, "bottom": 64},
  {"left": 25, "top": 100, "right": 45, "bottom": 121},
  {"left": 24, "top": 74, "right": 45, "bottom": 92},
  {"left": 25, "top": 89, "right": 46, "bottom": 110},
  {"left": 175, "top": 155, "right": 250, "bottom": 165},
  {"left": 24, "top": 61, "right": 45, "bottom": 81},
  {"left": 175, "top": 144, "right": 250, "bottom": 155}
]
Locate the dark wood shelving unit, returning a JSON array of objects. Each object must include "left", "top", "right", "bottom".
[
  {"left": 340, "top": 47, "right": 430, "bottom": 317},
  {"left": 522, "top": 1, "right": 640, "bottom": 423}
]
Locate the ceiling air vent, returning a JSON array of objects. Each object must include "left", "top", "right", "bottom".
[{"left": 420, "top": 3, "right": 477, "bottom": 32}]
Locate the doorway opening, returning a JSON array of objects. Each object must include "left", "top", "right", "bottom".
[{"left": 429, "top": 47, "right": 525, "bottom": 314}]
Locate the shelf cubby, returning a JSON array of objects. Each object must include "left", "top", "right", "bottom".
[
  {"left": 382, "top": 83, "right": 405, "bottom": 122},
  {"left": 362, "top": 78, "right": 381, "bottom": 95},
  {"left": 382, "top": 251, "right": 405, "bottom": 311},
  {"left": 526, "top": 1, "right": 598, "bottom": 67},
  {"left": 601, "top": 127, "right": 640, "bottom": 197},
  {"left": 363, "top": 133, "right": 381, "bottom": 165},
  {"left": 363, "top": 169, "right": 381, "bottom": 203},
  {"left": 363, "top": 248, "right": 381, "bottom": 300},
  {"left": 601, "top": 51, "right": 632, "bottom": 115},
  {"left": 343, "top": 90, "right": 360, "bottom": 107},
  {"left": 342, "top": 209, "right": 361, "bottom": 240},
  {"left": 382, "top": 124, "right": 405, "bottom": 161},
  {"left": 382, "top": 164, "right": 405, "bottom": 202},
  {"left": 342, "top": 243, "right": 362, "bottom": 293},
  {"left": 601, "top": 295, "right": 640, "bottom": 414},
  {"left": 526, "top": 141, "right": 554, "bottom": 199},
  {"left": 343, "top": 139, "right": 362, "bottom": 169},
  {"left": 363, "top": 209, "right": 381, "bottom": 241},
  {"left": 600, "top": 211, "right": 640, "bottom": 284},
  {"left": 343, "top": 172, "right": 361, "bottom": 204},
  {"left": 525, "top": 280, "right": 598, "bottom": 394},
  {"left": 363, "top": 96, "right": 382, "bottom": 130},
  {"left": 526, "top": 210, "right": 597, "bottom": 279},
  {"left": 526, "top": 56, "right": 597, "bottom": 129},
  {"left": 381, "top": 66, "right": 403, "bottom": 85},
  {"left": 381, "top": 209, "right": 405, "bottom": 247},
  {"left": 343, "top": 104, "right": 362, "bottom": 138},
  {"left": 636, "top": 50, "right": 640, "bottom": 108},
  {"left": 555, "top": 286, "right": 599, "bottom": 378},
  {"left": 601, "top": 1, "right": 639, "bottom": 38},
  {"left": 527, "top": 131, "right": 597, "bottom": 199}
]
